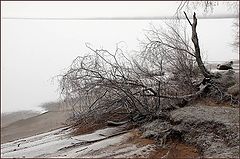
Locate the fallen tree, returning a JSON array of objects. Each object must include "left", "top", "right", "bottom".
[{"left": 59, "top": 12, "right": 239, "bottom": 131}]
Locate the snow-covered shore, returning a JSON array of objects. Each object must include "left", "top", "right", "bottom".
[{"left": 1, "top": 126, "right": 156, "bottom": 158}]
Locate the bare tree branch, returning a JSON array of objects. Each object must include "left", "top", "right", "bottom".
[{"left": 183, "top": 11, "right": 192, "bottom": 26}]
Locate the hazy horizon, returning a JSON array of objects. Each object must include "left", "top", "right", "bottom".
[{"left": 1, "top": 2, "right": 239, "bottom": 113}]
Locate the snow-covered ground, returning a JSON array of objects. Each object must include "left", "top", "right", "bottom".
[{"left": 1, "top": 126, "right": 156, "bottom": 158}]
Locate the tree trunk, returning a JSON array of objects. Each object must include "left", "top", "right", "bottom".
[{"left": 184, "top": 12, "right": 213, "bottom": 78}]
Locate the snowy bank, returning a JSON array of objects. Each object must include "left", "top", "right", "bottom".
[{"left": 1, "top": 126, "right": 155, "bottom": 158}]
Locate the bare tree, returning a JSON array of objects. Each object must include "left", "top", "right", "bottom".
[
  {"left": 183, "top": 12, "right": 214, "bottom": 78},
  {"left": 176, "top": 1, "right": 238, "bottom": 15},
  {"left": 176, "top": 1, "right": 239, "bottom": 51},
  {"left": 59, "top": 12, "right": 239, "bottom": 129},
  {"left": 232, "top": 19, "right": 239, "bottom": 50},
  {"left": 59, "top": 18, "right": 210, "bottom": 127}
]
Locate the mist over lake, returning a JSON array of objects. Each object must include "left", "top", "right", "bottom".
[
  {"left": 1, "top": 1, "right": 238, "bottom": 113},
  {"left": 2, "top": 18, "right": 238, "bottom": 113}
]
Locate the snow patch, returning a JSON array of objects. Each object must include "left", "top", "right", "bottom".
[{"left": 1, "top": 126, "right": 155, "bottom": 158}]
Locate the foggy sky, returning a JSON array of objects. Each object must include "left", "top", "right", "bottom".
[{"left": 1, "top": 1, "right": 239, "bottom": 113}]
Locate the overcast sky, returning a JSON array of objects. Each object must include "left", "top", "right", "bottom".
[{"left": 1, "top": 1, "right": 239, "bottom": 113}]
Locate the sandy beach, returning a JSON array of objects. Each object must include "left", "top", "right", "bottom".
[
  {"left": 1, "top": 111, "right": 40, "bottom": 128},
  {"left": 1, "top": 106, "right": 72, "bottom": 144}
]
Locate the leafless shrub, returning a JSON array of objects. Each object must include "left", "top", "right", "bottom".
[
  {"left": 140, "top": 22, "right": 201, "bottom": 95},
  {"left": 60, "top": 42, "right": 156, "bottom": 126},
  {"left": 232, "top": 19, "right": 239, "bottom": 51},
  {"left": 59, "top": 18, "right": 211, "bottom": 127}
]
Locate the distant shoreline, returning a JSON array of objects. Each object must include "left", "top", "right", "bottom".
[
  {"left": 1, "top": 107, "right": 71, "bottom": 144},
  {"left": 1, "top": 110, "right": 44, "bottom": 128},
  {"left": 2, "top": 106, "right": 47, "bottom": 116}
]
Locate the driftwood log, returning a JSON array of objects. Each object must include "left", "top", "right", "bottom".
[{"left": 107, "top": 120, "right": 130, "bottom": 126}]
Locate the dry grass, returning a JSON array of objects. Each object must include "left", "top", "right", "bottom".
[
  {"left": 71, "top": 111, "right": 133, "bottom": 136},
  {"left": 126, "top": 129, "right": 155, "bottom": 147},
  {"left": 127, "top": 129, "right": 200, "bottom": 158},
  {"left": 69, "top": 110, "right": 201, "bottom": 158},
  {"left": 72, "top": 120, "right": 107, "bottom": 136},
  {"left": 149, "top": 141, "right": 200, "bottom": 158},
  {"left": 195, "top": 97, "right": 237, "bottom": 108}
]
